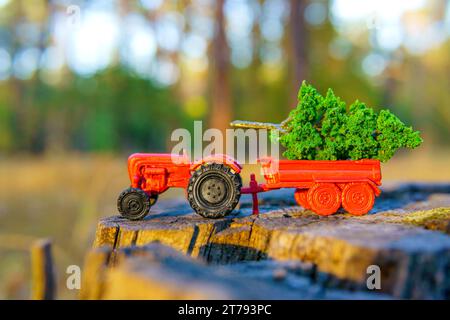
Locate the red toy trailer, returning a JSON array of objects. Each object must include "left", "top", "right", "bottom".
[
  {"left": 255, "top": 158, "right": 381, "bottom": 216},
  {"left": 117, "top": 153, "right": 381, "bottom": 220}
]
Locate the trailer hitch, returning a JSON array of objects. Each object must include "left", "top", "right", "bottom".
[{"left": 241, "top": 174, "right": 266, "bottom": 215}]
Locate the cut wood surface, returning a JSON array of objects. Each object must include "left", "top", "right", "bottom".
[{"left": 91, "top": 183, "right": 450, "bottom": 299}]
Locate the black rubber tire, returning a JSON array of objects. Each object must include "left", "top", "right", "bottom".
[
  {"left": 117, "top": 188, "right": 157, "bottom": 220},
  {"left": 187, "top": 163, "right": 242, "bottom": 219}
]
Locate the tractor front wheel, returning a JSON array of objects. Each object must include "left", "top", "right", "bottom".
[
  {"left": 117, "top": 188, "right": 158, "bottom": 220},
  {"left": 187, "top": 163, "right": 242, "bottom": 219}
]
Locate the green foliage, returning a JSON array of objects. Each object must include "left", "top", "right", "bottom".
[
  {"left": 375, "top": 109, "right": 423, "bottom": 161},
  {"left": 277, "top": 81, "right": 423, "bottom": 162}
]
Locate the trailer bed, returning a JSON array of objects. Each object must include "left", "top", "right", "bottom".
[{"left": 259, "top": 158, "right": 381, "bottom": 190}]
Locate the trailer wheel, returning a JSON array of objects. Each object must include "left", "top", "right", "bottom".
[
  {"left": 188, "top": 163, "right": 242, "bottom": 219},
  {"left": 117, "top": 188, "right": 157, "bottom": 220},
  {"left": 342, "top": 183, "right": 374, "bottom": 216},
  {"left": 294, "top": 189, "right": 311, "bottom": 209},
  {"left": 307, "top": 183, "right": 341, "bottom": 216}
]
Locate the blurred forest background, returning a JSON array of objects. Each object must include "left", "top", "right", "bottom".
[{"left": 0, "top": 0, "right": 449, "bottom": 299}]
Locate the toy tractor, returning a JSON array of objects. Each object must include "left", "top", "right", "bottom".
[{"left": 117, "top": 153, "right": 243, "bottom": 220}]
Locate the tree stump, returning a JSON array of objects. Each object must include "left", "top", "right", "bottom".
[
  {"left": 89, "top": 183, "right": 450, "bottom": 299},
  {"left": 31, "top": 239, "right": 56, "bottom": 300}
]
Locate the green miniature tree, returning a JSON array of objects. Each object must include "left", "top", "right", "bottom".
[{"left": 275, "top": 81, "right": 422, "bottom": 162}]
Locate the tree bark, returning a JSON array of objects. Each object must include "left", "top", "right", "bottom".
[{"left": 210, "top": 0, "right": 232, "bottom": 132}]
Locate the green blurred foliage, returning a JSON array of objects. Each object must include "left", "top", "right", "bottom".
[
  {"left": 0, "top": 0, "right": 448, "bottom": 155},
  {"left": 0, "top": 68, "right": 188, "bottom": 154}
]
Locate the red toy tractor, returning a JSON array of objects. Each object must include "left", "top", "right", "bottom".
[{"left": 117, "top": 153, "right": 381, "bottom": 220}]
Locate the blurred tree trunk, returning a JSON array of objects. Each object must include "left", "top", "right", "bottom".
[
  {"left": 9, "top": 3, "right": 24, "bottom": 150},
  {"left": 43, "top": 1, "right": 66, "bottom": 154},
  {"left": 382, "top": 65, "right": 397, "bottom": 108},
  {"left": 210, "top": 0, "right": 232, "bottom": 132},
  {"left": 288, "top": 0, "right": 308, "bottom": 107}
]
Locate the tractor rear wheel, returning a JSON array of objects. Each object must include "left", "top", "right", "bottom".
[
  {"left": 187, "top": 163, "right": 242, "bottom": 219},
  {"left": 117, "top": 188, "right": 158, "bottom": 220},
  {"left": 294, "top": 188, "right": 311, "bottom": 209},
  {"left": 307, "top": 183, "right": 341, "bottom": 216},
  {"left": 342, "top": 183, "right": 374, "bottom": 216}
]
